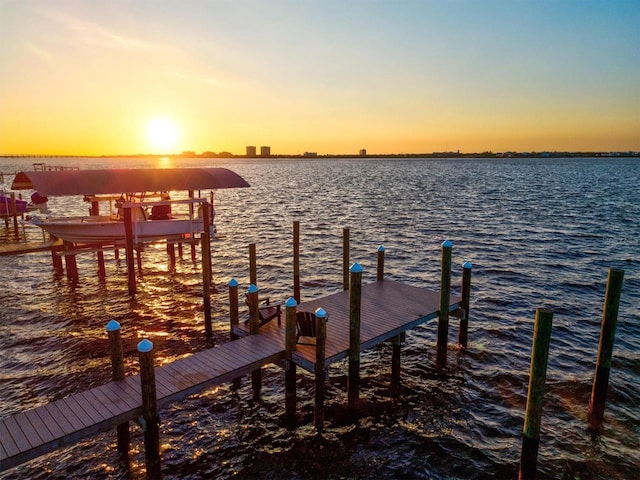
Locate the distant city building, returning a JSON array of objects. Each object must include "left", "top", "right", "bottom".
[
  {"left": 246, "top": 146, "right": 257, "bottom": 157},
  {"left": 260, "top": 146, "right": 271, "bottom": 157},
  {"left": 359, "top": 149, "right": 367, "bottom": 156},
  {"left": 303, "top": 152, "right": 318, "bottom": 157}
]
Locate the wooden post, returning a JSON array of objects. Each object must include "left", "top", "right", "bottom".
[
  {"left": 284, "top": 297, "right": 298, "bottom": 428},
  {"left": 136, "top": 248, "right": 143, "bottom": 276},
  {"left": 123, "top": 206, "right": 136, "bottom": 295},
  {"left": 342, "top": 228, "right": 350, "bottom": 290},
  {"left": 376, "top": 245, "right": 385, "bottom": 281},
  {"left": 391, "top": 333, "right": 404, "bottom": 391},
  {"left": 458, "top": 261, "right": 472, "bottom": 348},
  {"left": 588, "top": 268, "right": 625, "bottom": 433},
  {"left": 293, "top": 221, "right": 301, "bottom": 302},
  {"left": 138, "top": 339, "right": 161, "bottom": 478},
  {"left": 314, "top": 307, "right": 328, "bottom": 432},
  {"left": 201, "top": 203, "right": 213, "bottom": 342},
  {"left": 63, "top": 240, "right": 79, "bottom": 284},
  {"left": 249, "top": 243, "right": 257, "bottom": 286},
  {"left": 228, "top": 278, "right": 239, "bottom": 341},
  {"left": 90, "top": 201, "right": 106, "bottom": 280},
  {"left": 437, "top": 240, "right": 452, "bottom": 368},
  {"left": 10, "top": 193, "right": 19, "bottom": 235},
  {"left": 177, "top": 242, "right": 183, "bottom": 258},
  {"left": 51, "top": 243, "right": 63, "bottom": 275},
  {"left": 348, "top": 262, "right": 362, "bottom": 421},
  {"left": 167, "top": 243, "right": 176, "bottom": 270},
  {"left": 519, "top": 308, "right": 553, "bottom": 480},
  {"left": 247, "top": 284, "right": 261, "bottom": 401},
  {"left": 106, "top": 320, "right": 129, "bottom": 456}
]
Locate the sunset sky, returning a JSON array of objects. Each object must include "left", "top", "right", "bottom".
[{"left": 1, "top": 0, "right": 638, "bottom": 156}]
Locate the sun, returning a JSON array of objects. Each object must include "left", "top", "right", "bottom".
[{"left": 146, "top": 117, "right": 180, "bottom": 153}]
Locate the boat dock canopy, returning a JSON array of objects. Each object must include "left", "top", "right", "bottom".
[{"left": 11, "top": 168, "right": 250, "bottom": 196}]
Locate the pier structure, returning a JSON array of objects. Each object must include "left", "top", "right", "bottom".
[{"left": 0, "top": 226, "right": 473, "bottom": 475}]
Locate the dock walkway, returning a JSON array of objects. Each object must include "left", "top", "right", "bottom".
[
  {"left": 1, "top": 280, "right": 460, "bottom": 472},
  {"left": 0, "top": 334, "right": 284, "bottom": 471}
]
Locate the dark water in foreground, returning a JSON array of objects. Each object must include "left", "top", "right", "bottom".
[{"left": 1, "top": 156, "right": 638, "bottom": 479}]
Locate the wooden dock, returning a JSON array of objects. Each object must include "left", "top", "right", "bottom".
[
  {"left": 235, "top": 281, "right": 461, "bottom": 371},
  {"left": 0, "top": 280, "right": 460, "bottom": 472},
  {"left": 0, "top": 334, "right": 284, "bottom": 471}
]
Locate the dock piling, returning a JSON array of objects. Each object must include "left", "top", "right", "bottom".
[
  {"left": 342, "top": 228, "right": 350, "bottom": 290},
  {"left": 201, "top": 201, "right": 213, "bottom": 342},
  {"left": 228, "top": 278, "right": 239, "bottom": 341},
  {"left": 249, "top": 243, "right": 257, "bottom": 286},
  {"left": 123, "top": 207, "right": 136, "bottom": 295},
  {"left": 588, "top": 268, "right": 625, "bottom": 433},
  {"left": 458, "top": 261, "right": 472, "bottom": 348},
  {"left": 348, "top": 262, "right": 363, "bottom": 421},
  {"left": 293, "top": 221, "right": 301, "bottom": 302},
  {"left": 377, "top": 245, "right": 385, "bottom": 282},
  {"left": 247, "top": 284, "right": 262, "bottom": 401},
  {"left": 106, "top": 320, "right": 129, "bottom": 456},
  {"left": 314, "top": 307, "right": 328, "bottom": 432},
  {"left": 437, "top": 240, "right": 452, "bottom": 368},
  {"left": 519, "top": 308, "right": 554, "bottom": 480},
  {"left": 138, "top": 339, "right": 161, "bottom": 478},
  {"left": 284, "top": 297, "right": 298, "bottom": 428}
]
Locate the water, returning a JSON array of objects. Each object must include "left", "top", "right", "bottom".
[{"left": 1, "top": 156, "right": 638, "bottom": 479}]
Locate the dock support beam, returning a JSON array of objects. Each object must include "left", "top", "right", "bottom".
[
  {"left": 293, "top": 221, "right": 301, "bottom": 302},
  {"left": 437, "top": 240, "right": 452, "bottom": 368},
  {"left": 284, "top": 297, "right": 298, "bottom": 428},
  {"left": 106, "top": 320, "right": 129, "bottom": 457},
  {"left": 458, "top": 261, "right": 472, "bottom": 348},
  {"left": 138, "top": 339, "right": 161, "bottom": 479},
  {"left": 123, "top": 207, "right": 136, "bottom": 295},
  {"left": 314, "top": 308, "right": 328, "bottom": 432},
  {"left": 342, "top": 228, "right": 350, "bottom": 290},
  {"left": 376, "top": 245, "right": 385, "bottom": 281},
  {"left": 247, "top": 284, "right": 262, "bottom": 401},
  {"left": 348, "top": 262, "right": 363, "bottom": 421},
  {"left": 519, "top": 308, "right": 553, "bottom": 480},
  {"left": 63, "top": 241, "right": 78, "bottom": 285},
  {"left": 588, "top": 268, "right": 624, "bottom": 433},
  {"left": 228, "top": 279, "right": 239, "bottom": 341},
  {"left": 201, "top": 201, "right": 213, "bottom": 342},
  {"left": 249, "top": 243, "right": 257, "bottom": 286}
]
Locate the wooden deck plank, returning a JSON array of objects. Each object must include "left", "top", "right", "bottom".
[
  {"left": 10, "top": 412, "right": 42, "bottom": 450},
  {"left": 34, "top": 406, "right": 67, "bottom": 439},
  {"left": 46, "top": 402, "right": 82, "bottom": 433},
  {"left": 22, "top": 409, "right": 56, "bottom": 445},
  {"left": 97, "top": 381, "right": 140, "bottom": 411},
  {"left": 0, "top": 419, "right": 20, "bottom": 458},
  {"left": 56, "top": 397, "right": 95, "bottom": 429},
  {"left": 2, "top": 416, "right": 31, "bottom": 454}
]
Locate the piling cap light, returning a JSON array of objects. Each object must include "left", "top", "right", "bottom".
[
  {"left": 285, "top": 297, "right": 297, "bottom": 308},
  {"left": 315, "top": 307, "right": 327, "bottom": 318},
  {"left": 248, "top": 284, "right": 258, "bottom": 294},
  {"left": 137, "top": 338, "right": 153, "bottom": 353},
  {"left": 463, "top": 261, "right": 472, "bottom": 269},
  {"left": 106, "top": 319, "right": 120, "bottom": 332},
  {"left": 228, "top": 278, "right": 238, "bottom": 287},
  {"left": 442, "top": 239, "right": 453, "bottom": 248},
  {"left": 350, "top": 262, "right": 363, "bottom": 273}
]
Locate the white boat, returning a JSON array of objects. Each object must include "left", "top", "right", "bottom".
[
  {"left": 30, "top": 200, "right": 208, "bottom": 245},
  {"left": 11, "top": 167, "right": 250, "bottom": 245}
]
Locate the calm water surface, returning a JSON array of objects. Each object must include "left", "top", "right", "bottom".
[{"left": 1, "top": 156, "right": 638, "bottom": 479}]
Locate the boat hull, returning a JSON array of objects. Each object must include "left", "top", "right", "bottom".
[{"left": 31, "top": 216, "right": 206, "bottom": 245}]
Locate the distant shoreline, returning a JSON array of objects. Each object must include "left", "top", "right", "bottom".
[{"left": 1, "top": 151, "right": 638, "bottom": 159}]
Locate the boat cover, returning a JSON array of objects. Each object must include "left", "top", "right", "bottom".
[{"left": 11, "top": 168, "right": 250, "bottom": 196}]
